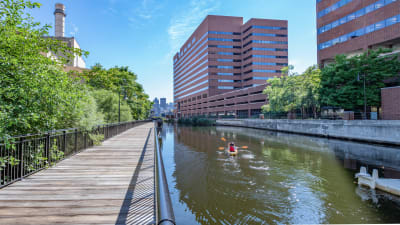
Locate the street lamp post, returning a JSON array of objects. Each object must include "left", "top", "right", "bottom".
[{"left": 358, "top": 72, "right": 367, "bottom": 120}]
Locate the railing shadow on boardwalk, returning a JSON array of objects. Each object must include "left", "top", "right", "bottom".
[{"left": 116, "top": 128, "right": 156, "bottom": 225}]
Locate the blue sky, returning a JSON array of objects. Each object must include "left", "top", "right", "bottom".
[{"left": 30, "top": 0, "right": 317, "bottom": 103}]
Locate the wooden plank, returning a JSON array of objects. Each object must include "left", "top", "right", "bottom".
[{"left": 0, "top": 122, "right": 156, "bottom": 225}]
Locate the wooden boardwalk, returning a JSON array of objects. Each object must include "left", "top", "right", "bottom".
[{"left": 0, "top": 122, "right": 155, "bottom": 225}]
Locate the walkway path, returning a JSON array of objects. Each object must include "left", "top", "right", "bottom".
[{"left": 0, "top": 122, "right": 155, "bottom": 225}]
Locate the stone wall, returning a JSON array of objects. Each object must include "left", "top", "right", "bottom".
[{"left": 216, "top": 119, "right": 400, "bottom": 146}]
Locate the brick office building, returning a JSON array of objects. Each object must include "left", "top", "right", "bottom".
[
  {"left": 173, "top": 15, "right": 288, "bottom": 118},
  {"left": 317, "top": 0, "right": 400, "bottom": 66}
]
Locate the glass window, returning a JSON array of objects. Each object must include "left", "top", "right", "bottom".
[
  {"left": 375, "top": 0, "right": 384, "bottom": 9},
  {"left": 375, "top": 21, "right": 385, "bottom": 30},
  {"left": 347, "top": 13, "right": 356, "bottom": 21},
  {"left": 385, "top": 0, "right": 396, "bottom": 4},
  {"left": 332, "top": 20, "right": 340, "bottom": 28},
  {"left": 325, "top": 23, "right": 332, "bottom": 30},
  {"left": 365, "top": 5, "right": 374, "bottom": 14},
  {"left": 386, "top": 16, "right": 398, "bottom": 26},
  {"left": 365, "top": 24, "right": 375, "bottom": 33},
  {"left": 340, "top": 17, "right": 347, "bottom": 25},
  {"left": 340, "top": 35, "right": 348, "bottom": 43},
  {"left": 332, "top": 38, "right": 340, "bottom": 45},
  {"left": 355, "top": 28, "right": 365, "bottom": 36},
  {"left": 355, "top": 8, "right": 365, "bottom": 18}
]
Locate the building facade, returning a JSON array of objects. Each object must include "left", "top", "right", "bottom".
[
  {"left": 317, "top": 0, "right": 400, "bottom": 66},
  {"left": 173, "top": 15, "right": 288, "bottom": 118},
  {"left": 45, "top": 3, "right": 86, "bottom": 70}
]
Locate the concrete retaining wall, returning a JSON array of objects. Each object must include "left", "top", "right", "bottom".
[{"left": 216, "top": 119, "right": 400, "bottom": 146}]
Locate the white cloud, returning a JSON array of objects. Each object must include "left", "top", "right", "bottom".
[
  {"left": 69, "top": 23, "right": 79, "bottom": 36},
  {"left": 167, "top": 0, "right": 220, "bottom": 58},
  {"left": 128, "top": 0, "right": 165, "bottom": 27}
]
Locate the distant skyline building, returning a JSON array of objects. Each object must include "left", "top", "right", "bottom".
[
  {"left": 173, "top": 15, "right": 288, "bottom": 118},
  {"left": 317, "top": 0, "right": 400, "bottom": 66},
  {"left": 152, "top": 97, "right": 174, "bottom": 117}
]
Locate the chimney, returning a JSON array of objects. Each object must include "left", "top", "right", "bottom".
[{"left": 54, "top": 3, "right": 66, "bottom": 37}]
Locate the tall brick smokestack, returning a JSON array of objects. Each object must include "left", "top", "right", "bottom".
[{"left": 54, "top": 3, "right": 66, "bottom": 37}]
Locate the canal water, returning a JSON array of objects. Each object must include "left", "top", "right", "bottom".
[{"left": 158, "top": 124, "right": 400, "bottom": 225}]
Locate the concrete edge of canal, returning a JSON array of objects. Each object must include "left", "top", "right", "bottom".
[{"left": 216, "top": 119, "right": 400, "bottom": 146}]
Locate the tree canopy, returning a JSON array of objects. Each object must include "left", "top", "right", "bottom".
[
  {"left": 262, "top": 65, "right": 321, "bottom": 117},
  {"left": 0, "top": 0, "right": 152, "bottom": 138},
  {"left": 320, "top": 49, "right": 400, "bottom": 110}
]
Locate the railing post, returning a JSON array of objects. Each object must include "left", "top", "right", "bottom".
[
  {"left": 84, "top": 132, "right": 87, "bottom": 149},
  {"left": 63, "top": 130, "right": 67, "bottom": 154},
  {"left": 19, "top": 138, "right": 24, "bottom": 180},
  {"left": 74, "top": 129, "right": 78, "bottom": 153},
  {"left": 45, "top": 134, "right": 50, "bottom": 167}
]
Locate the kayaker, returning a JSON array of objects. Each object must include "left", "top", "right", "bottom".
[{"left": 229, "top": 142, "right": 236, "bottom": 152}]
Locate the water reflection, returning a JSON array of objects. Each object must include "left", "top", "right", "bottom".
[{"left": 159, "top": 125, "right": 400, "bottom": 224}]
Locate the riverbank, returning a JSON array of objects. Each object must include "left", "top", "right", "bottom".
[{"left": 216, "top": 119, "right": 400, "bottom": 146}]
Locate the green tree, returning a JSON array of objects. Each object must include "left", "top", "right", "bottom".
[
  {"left": 320, "top": 49, "right": 400, "bottom": 111},
  {"left": 262, "top": 65, "right": 321, "bottom": 117},
  {"left": 92, "top": 89, "right": 132, "bottom": 123},
  {"left": 80, "top": 64, "right": 152, "bottom": 120},
  {"left": 0, "top": 0, "right": 96, "bottom": 137}
]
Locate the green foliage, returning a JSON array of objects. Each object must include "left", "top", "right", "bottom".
[
  {"left": 91, "top": 89, "right": 132, "bottom": 123},
  {"left": 88, "top": 133, "right": 104, "bottom": 146},
  {"left": 320, "top": 49, "right": 400, "bottom": 110},
  {"left": 49, "top": 140, "right": 64, "bottom": 165},
  {"left": 80, "top": 65, "right": 152, "bottom": 121},
  {"left": 0, "top": 0, "right": 92, "bottom": 137},
  {"left": 263, "top": 65, "right": 321, "bottom": 116}
]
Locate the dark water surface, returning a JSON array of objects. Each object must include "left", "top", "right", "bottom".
[{"left": 158, "top": 125, "right": 400, "bottom": 225}]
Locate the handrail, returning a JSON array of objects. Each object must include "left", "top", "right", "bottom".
[
  {"left": 154, "top": 122, "right": 176, "bottom": 225},
  {"left": 0, "top": 120, "right": 150, "bottom": 188}
]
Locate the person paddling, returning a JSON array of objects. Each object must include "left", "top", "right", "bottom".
[{"left": 229, "top": 142, "right": 236, "bottom": 152}]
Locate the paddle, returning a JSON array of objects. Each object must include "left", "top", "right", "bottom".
[
  {"left": 240, "top": 146, "right": 248, "bottom": 149},
  {"left": 218, "top": 147, "right": 225, "bottom": 150}
]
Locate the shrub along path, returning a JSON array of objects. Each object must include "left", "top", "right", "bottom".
[{"left": 0, "top": 122, "right": 155, "bottom": 225}]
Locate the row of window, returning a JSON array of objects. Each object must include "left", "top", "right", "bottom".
[
  {"left": 175, "top": 58, "right": 208, "bottom": 82},
  {"left": 243, "top": 25, "right": 287, "bottom": 34},
  {"left": 215, "top": 59, "right": 242, "bottom": 62},
  {"left": 175, "top": 80, "right": 208, "bottom": 96},
  {"left": 244, "top": 54, "right": 288, "bottom": 61},
  {"left": 243, "top": 47, "right": 288, "bottom": 55},
  {"left": 318, "top": 0, "right": 354, "bottom": 18},
  {"left": 319, "top": 14, "right": 400, "bottom": 50},
  {"left": 175, "top": 73, "right": 208, "bottom": 92},
  {"left": 176, "top": 87, "right": 208, "bottom": 100},
  {"left": 209, "top": 31, "right": 241, "bottom": 35},
  {"left": 209, "top": 65, "right": 241, "bottom": 69},
  {"left": 176, "top": 32, "right": 207, "bottom": 64},
  {"left": 211, "top": 72, "right": 242, "bottom": 76},
  {"left": 208, "top": 45, "right": 241, "bottom": 49},
  {"left": 174, "top": 49, "right": 207, "bottom": 77},
  {"left": 243, "top": 62, "right": 288, "bottom": 68},
  {"left": 175, "top": 66, "right": 208, "bottom": 87},
  {"left": 218, "top": 86, "right": 234, "bottom": 90},
  {"left": 174, "top": 34, "right": 208, "bottom": 69},
  {"left": 243, "top": 40, "right": 288, "bottom": 48},
  {"left": 318, "top": 0, "right": 396, "bottom": 35},
  {"left": 243, "top": 32, "right": 287, "bottom": 41},
  {"left": 208, "top": 38, "right": 241, "bottom": 42},
  {"left": 244, "top": 69, "right": 281, "bottom": 74},
  {"left": 214, "top": 52, "right": 242, "bottom": 56},
  {"left": 244, "top": 77, "right": 273, "bottom": 81}
]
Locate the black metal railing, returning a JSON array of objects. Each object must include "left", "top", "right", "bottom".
[
  {"left": 154, "top": 122, "right": 176, "bottom": 225},
  {"left": 0, "top": 120, "right": 148, "bottom": 188}
]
